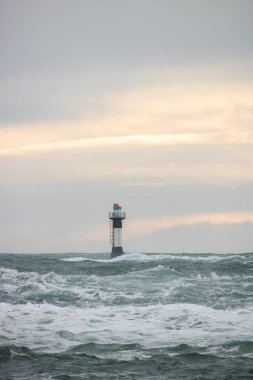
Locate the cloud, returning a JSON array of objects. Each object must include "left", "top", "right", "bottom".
[
  {"left": 126, "top": 213, "right": 253, "bottom": 239},
  {"left": 0, "top": 78, "right": 252, "bottom": 185},
  {"left": 0, "top": 133, "right": 202, "bottom": 156},
  {"left": 83, "top": 212, "right": 253, "bottom": 242},
  {"left": 1, "top": 131, "right": 253, "bottom": 156},
  {"left": 1, "top": 78, "right": 253, "bottom": 143}
]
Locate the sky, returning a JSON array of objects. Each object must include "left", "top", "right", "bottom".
[{"left": 0, "top": 0, "right": 253, "bottom": 253}]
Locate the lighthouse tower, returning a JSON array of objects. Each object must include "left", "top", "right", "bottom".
[{"left": 109, "top": 203, "right": 126, "bottom": 259}]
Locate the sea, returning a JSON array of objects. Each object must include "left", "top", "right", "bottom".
[{"left": 0, "top": 252, "right": 253, "bottom": 379}]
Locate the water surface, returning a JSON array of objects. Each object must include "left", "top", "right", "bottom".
[{"left": 0, "top": 252, "right": 253, "bottom": 379}]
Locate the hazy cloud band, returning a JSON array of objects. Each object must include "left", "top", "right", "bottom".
[{"left": 1, "top": 132, "right": 253, "bottom": 156}]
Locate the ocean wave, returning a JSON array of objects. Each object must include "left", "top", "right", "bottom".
[
  {"left": 60, "top": 252, "right": 253, "bottom": 265},
  {"left": 60, "top": 253, "right": 149, "bottom": 263},
  {"left": 1, "top": 253, "right": 253, "bottom": 378},
  {"left": 1, "top": 264, "right": 252, "bottom": 311},
  {"left": 1, "top": 301, "right": 253, "bottom": 359},
  {"left": 192, "top": 271, "right": 253, "bottom": 281},
  {"left": 1, "top": 343, "right": 252, "bottom": 380},
  {"left": 0, "top": 344, "right": 34, "bottom": 362}
]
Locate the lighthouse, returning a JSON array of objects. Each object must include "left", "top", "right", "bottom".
[{"left": 109, "top": 203, "right": 126, "bottom": 259}]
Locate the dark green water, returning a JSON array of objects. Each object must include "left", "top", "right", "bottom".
[{"left": 0, "top": 252, "right": 253, "bottom": 379}]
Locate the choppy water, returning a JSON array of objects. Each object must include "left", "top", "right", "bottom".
[{"left": 0, "top": 252, "right": 253, "bottom": 379}]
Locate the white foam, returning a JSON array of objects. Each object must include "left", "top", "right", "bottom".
[
  {"left": 1, "top": 252, "right": 252, "bottom": 363},
  {"left": 61, "top": 252, "right": 252, "bottom": 264},
  {"left": 1, "top": 264, "right": 252, "bottom": 312},
  {"left": 61, "top": 257, "right": 88, "bottom": 262},
  {"left": 1, "top": 301, "right": 253, "bottom": 360},
  {"left": 193, "top": 271, "right": 253, "bottom": 281}
]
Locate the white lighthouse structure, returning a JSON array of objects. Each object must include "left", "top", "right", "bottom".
[{"left": 109, "top": 203, "right": 126, "bottom": 258}]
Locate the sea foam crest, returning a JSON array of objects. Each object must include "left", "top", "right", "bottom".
[
  {"left": 61, "top": 252, "right": 253, "bottom": 264},
  {"left": 62, "top": 257, "right": 88, "bottom": 262}
]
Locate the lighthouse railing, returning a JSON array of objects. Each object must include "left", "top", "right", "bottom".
[{"left": 109, "top": 211, "right": 126, "bottom": 219}]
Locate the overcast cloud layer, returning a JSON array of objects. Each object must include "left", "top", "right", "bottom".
[{"left": 0, "top": 0, "right": 253, "bottom": 253}]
